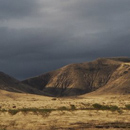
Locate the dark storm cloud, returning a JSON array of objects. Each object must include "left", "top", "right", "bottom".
[
  {"left": 0, "top": 0, "right": 39, "bottom": 20},
  {"left": 0, "top": 0, "right": 130, "bottom": 79}
]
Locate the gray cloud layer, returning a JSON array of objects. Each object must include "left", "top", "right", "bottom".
[{"left": 0, "top": 0, "right": 130, "bottom": 79}]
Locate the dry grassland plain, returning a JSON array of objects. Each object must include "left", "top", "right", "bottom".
[{"left": 0, "top": 90, "right": 130, "bottom": 130}]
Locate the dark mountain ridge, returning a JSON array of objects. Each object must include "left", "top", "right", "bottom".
[
  {"left": 22, "top": 57, "right": 130, "bottom": 96},
  {"left": 0, "top": 71, "right": 45, "bottom": 95}
]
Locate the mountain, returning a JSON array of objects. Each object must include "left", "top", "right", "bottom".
[
  {"left": 22, "top": 57, "right": 130, "bottom": 96},
  {"left": 0, "top": 71, "right": 44, "bottom": 95}
]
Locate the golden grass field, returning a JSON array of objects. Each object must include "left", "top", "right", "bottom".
[{"left": 0, "top": 90, "right": 130, "bottom": 130}]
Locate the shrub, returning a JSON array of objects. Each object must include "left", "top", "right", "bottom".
[
  {"left": 38, "top": 109, "right": 53, "bottom": 117},
  {"left": 8, "top": 109, "right": 19, "bottom": 115},
  {"left": 7, "top": 108, "right": 53, "bottom": 116},
  {"left": 125, "top": 104, "right": 130, "bottom": 110},
  {"left": 70, "top": 104, "right": 76, "bottom": 110},
  {"left": 58, "top": 106, "right": 68, "bottom": 110},
  {"left": 109, "top": 105, "right": 119, "bottom": 112},
  {"left": 101, "top": 105, "right": 110, "bottom": 110},
  {"left": 0, "top": 109, "right": 6, "bottom": 112},
  {"left": 92, "top": 103, "right": 102, "bottom": 110},
  {"left": 117, "top": 109, "right": 123, "bottom": 114},
  {"left": 92, "top": 103, "right": 120, "bottom": 111}
]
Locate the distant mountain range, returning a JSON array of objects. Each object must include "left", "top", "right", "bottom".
[
  {"left": 1, "top": 57, "right": 130, "bottom": 96},
  {"left": 0, "top": 72, "right": 45, "bottom": 95}
]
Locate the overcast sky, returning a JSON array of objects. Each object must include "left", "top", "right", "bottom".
[{"left": 0, "top": 0, "right": 130, "bottom": 80}]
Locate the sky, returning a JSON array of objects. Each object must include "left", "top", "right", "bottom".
[{"left": 0, "top": 0, "right": 130, "bottom": 80}]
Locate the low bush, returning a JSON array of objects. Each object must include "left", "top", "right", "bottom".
[
  {"left": 92, "top": 103, "right": 119, "bottom": 111},
  {"left": 101, "top": 105, "right": 110, "bottom": 110},
  {"left": 70, "top": 104, "right": 76, "bottom": 110},
  {"left": 6, "top": 108, "right": 53, "bottom": 115},
  {"left": 109, "top": 105, "right": 119, "bottom": 112},
  {"left": 92, "top": 103, "right": 102, "bottom": 110},
  {"left": 125, "top": 104, "right": 130, "bottom": 110},
  {"left": 8, "top": 109, "right": 19, "bottom": 115},
  {"left": 58, "top": 106, "right": 68, "bottom": 110}
]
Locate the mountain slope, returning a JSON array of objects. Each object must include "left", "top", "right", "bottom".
[
  {"left": 0, "top": 72, "right": 44, "bottom": 95},
  {"left": 90, "top": 61, "right": 130, "bottom": 95},
  {"left": 22, "top": 57, "right": 130, "bottom": 96}
]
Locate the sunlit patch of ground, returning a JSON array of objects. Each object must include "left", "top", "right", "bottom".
[{"left": 0, "top": 90, "right": 130, "bottom": 130}]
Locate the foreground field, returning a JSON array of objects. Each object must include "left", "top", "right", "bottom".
[{"left": 0, "top": 90, "right": 130, "bottom": 130}]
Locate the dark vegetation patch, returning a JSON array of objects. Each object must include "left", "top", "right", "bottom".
[
  {"left": 92, "top": 103, "right": 120, "bottom": 111},
  {"left": 0, "top": 103, "right": 129, "bottom": 116},
  {"left": 125, "top": 104, "right": 130, "bottom": 110},
  {"left": 0, "top": 108, "right": 53, "bottom": 116}
]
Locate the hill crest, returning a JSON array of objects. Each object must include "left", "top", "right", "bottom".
[{"left": 22, "top": 57, "right": 130, "bottom": 96}]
